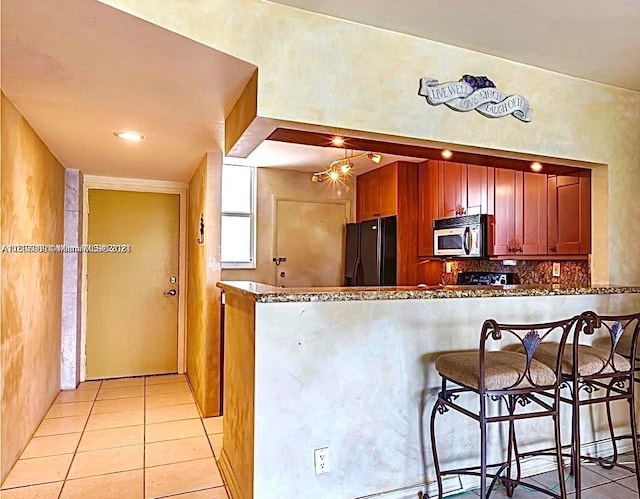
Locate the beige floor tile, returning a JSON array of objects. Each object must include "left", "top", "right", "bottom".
[
  {"left": 77, "top": 425, "right": 144, "bottom": 452},
  {"left": 146, "top": 419, "right": 205, "bottom": 443},
  {"left": 146, "top": 391, "right": 194, "bottom": 409},
  {"left": 100, "top": 377, "right": 145, "bottom": 388},
  {"left": 167, "top": 486, "right": 229, "bottom": 498},
  {"left": 60, "top": 469, "right": 143, "bottom": 499},
  {"left": 85, "top": 409, "right": 144, "bottom": 431},
  {"left": 144, "top": 458, "right": 223, "bottom": 498},
  {"left": 21, "top": 433, "right": 82, "bottom": 459},
  {"left": 67, "top": 444, "right": 143, "bottom": 479},
  {"left": 146, "top": 404, "right": 200, "bottom": 424},
  {"left": 145, "top": 436, "right": 213, "bottom": 468},
  {"left": 208, "top": 433, "right": 223, "bottom": 458},
  {"left": 55, "top": 390, "right": 98, "bottom": 404},
  {"left": 146, "top": 374, "right": 186, "bottom": 385},
  {"left": 45, "top": 401, "right": 93, "bottom": 419},
  {"left": 1, "top": 454, "right": 73, "bottom": 489},
  {"left": 76, "top": 381, "right": 102, "bottom": 391},
  {"left": 0, "top": 481, "right": 63, "bottom": 498},
  {"left": 202, "top": 417, "right": 223, "bottom": 435},
  {"left": 92, "top": 396, "right": 144, "bottom": 414},
  {"left": 35, "top": 416, "right": 87, "bottom": 437},
  {"left": 145, "top": 381, "right": 190, "bottom": 396},
  {"left": 96, "top": 385, "right": 144, "bottom": 400}
]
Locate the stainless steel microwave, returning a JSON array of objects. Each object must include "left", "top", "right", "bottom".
[{"left": 433, "top": 214, "right": 489, "bottom": 258}]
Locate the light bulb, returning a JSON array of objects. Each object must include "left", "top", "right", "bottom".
[
  {"left": 530, "top": 162, "right": 543, "bottom": 172},
  {"left": 114, "top": 131, "right": 144, "bottom": 141},
  {"left": 328, "top": 170, "right": 340, "bottom": 181},
  {"left": 331, "top": 136, "right": 345, "bottom": 147},
  {"left": 441, "top": 149, "right": 453, "bottom": 159},
  {"left": 340, "top": 162, "right": 352, "bottom": 173}
]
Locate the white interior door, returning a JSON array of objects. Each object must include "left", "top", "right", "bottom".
[{"left": 274, "top": 200, "right": 348, "bottom": 287}]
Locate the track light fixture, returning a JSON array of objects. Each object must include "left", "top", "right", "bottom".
[{"left": 312, "top": 151, "right": 383, "bottom": 183}]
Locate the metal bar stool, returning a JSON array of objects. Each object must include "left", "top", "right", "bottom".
[
  {"left": 430, "top": 316, "right": 580, "bottom": 498},
  {"left": 601, "top": 312, "right": 640, "bottom": 467},
  {"left": 527, "top": 311, "right": 640, "bottom": 498}
]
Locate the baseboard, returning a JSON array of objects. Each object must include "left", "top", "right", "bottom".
[{"left": 218, "top": 448, "right": 246, "bottom": 499}]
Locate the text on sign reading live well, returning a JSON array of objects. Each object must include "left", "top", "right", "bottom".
[{"left": 1, "top": 244, "right": 131, "bottom": 253}]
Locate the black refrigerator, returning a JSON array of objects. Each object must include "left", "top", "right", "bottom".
[{"left": 344, "top": 216, "right": 397, "bottom": 286}]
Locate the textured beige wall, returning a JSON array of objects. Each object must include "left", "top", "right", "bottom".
[
  {"left": 222, "top": 168, "right": 354, "bottom": 285},
  {"left": 187, "top": 156, "right": 207, "bottom": 413},
  {"left": 1, "top": 94, "right": 65, "bottom": 481},
  {"left": 99, "top": 0, "right": 640, "bottom": 285},
  {"left": 187, "top": 153, "right": 223, "bottom": 417}
]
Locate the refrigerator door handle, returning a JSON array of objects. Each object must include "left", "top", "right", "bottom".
[{"left": 354, "top": 256, "right": 363, "bottom": 285}]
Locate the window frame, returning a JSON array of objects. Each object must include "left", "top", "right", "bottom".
[{"left": 220, "top": 164, "right": 256, "bottom": 269}]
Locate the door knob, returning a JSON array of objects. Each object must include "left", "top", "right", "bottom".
[
  {"left": 280, "top": 271, "right": 286, "bottom": 278},
  {"left": 164, "top": 289, "right": 177, "bottom": 296}
]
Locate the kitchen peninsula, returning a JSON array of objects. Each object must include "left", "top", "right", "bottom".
[{"left": 217, "top": 281, "right": 640, "bottom": 499}]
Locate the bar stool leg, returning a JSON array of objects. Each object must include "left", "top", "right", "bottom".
[
  {"left": 602, "top": 379, "right": 623, "bottom": 470},
  {"left": 572, "top": 380, "right": 582, "bottom": 499},
  {"left": 553, "top": 408, "right": 567, "bottom": 499},
  {"left": 429, "top": 379, "right": 447, "bottom": 499},
  {"left": 628, "top": 377, "right": 640, "bottom": 494},
  {"left": 480, "top": 394, "right": 487, "bottom": 498}
]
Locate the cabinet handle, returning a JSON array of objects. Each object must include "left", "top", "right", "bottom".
[{"left": 548, "top": 246, "right": 557, "bottom": 252}]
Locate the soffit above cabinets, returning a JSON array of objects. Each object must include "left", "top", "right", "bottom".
[{"left": 265, "top": 128, "right": 592, "bottom": 176}]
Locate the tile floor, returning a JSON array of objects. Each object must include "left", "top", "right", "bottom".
[
  {"left": 2, "top": 376, "right": 639, "bottom": 498},
  {"left": 455, "top": 459, "right": 639, "bottom": 498},
  {"left": 0, "top": 374, "right": 227, "bottom": 499}
]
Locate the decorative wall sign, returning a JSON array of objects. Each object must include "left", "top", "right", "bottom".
[{"left": 418, "top": 75, "right": 532, "bottom": 122}]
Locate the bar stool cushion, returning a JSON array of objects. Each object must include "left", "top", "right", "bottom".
[
  {"left": 531, "top": 343, "right": 631, "bottom": 376},
  {"left": 435, "top": 351, "right": 556, "bottom": 391}
]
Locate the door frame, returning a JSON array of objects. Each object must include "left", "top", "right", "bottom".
[
  {"left": 81, "top": 175, "right": 188, "bottom": 380},
  {"left": 272, "top": 196, "right": 351, "bottom": 285}
]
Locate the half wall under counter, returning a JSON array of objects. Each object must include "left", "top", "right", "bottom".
[{"left": 217, "top": 281, "right": 640, "bottom": 499}]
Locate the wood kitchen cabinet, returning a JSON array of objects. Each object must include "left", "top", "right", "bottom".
[
  {"left": 356, "top": 162, "right": 398, "bottom": 222},
  {"left": 355, "top": 161, "right": 420, "bottom": 285},
  {"left": 491, "top": 170, "right": 547, "bottom": 256},
  {"left": 547, "top": 172, "right": 591, "bottom": 255},
  {"left": 438, "top": 162, "right": 491, "bottom": 218},
  {"left": 418, "top": 160, "right": 439, "bottom": 256},
  {"left": 418, "top": 161, "right": 492, "bottom": 256},
  {"left": 439, "top": 161, "right": 466, "bottom": 217}
]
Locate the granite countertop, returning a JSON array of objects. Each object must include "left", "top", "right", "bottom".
[{"left": 217, "top": 281, "right": 640, "bottom": 303}]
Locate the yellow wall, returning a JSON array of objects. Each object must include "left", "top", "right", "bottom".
[
  {"left": 0, "top": 94, "right": 66, "bottom": 481},
  {"left": 222, "top": 167, "right": 354, "bottom": 285},
  {"left": 99, "top": 0, "right": 640, "bottom": 285},
  {"left": 187, "top": 153, "right": 223, "bottom": 417}
]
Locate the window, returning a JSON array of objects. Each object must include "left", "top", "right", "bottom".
[{"left": 221, "top": 164, "right": 256, "bottom": 268}]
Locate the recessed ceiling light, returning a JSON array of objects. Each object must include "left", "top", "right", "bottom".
[
  {"left": 530, "top": 162, "right": 543, "bottom": 172},
  {"left": 441, "top": 149, "right": 453, "bottom": 159},
  {"left": 331, "top": 136, "right": 345, "bottom": 147},
  {"left": 114, "top": 131, "right": 144, "bottom": 141}
]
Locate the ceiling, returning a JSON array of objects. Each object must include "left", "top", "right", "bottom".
[
  {"left": 271, "top": 0, "right": 640, "bottom": 92},
  {"left": 1, "top": 0, "right": 256, "bottom": 182},
  {"left": 1, "top": 1, "right": 637, "bottom": 185}
]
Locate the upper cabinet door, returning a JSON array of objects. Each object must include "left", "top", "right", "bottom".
[
  {"left": 521, "top": 172, "right": 548, "bottom": 255},
  {"left": 548, "top": 172, "right": 591, "bottom": 255},
  {"left": 418, "top": 160, "right": 439, "bottom": 257},
  {"left": 466, "top": 164, "right": 490, "bottom": 215},
  {"left": 377, "top": 162, "right": 398, "bottom": 218},
  {"left": 356, "top": 170, "right": 380, "bottom": 222},
  {"left": 438, "top": 161, "right": 467, "bottom": 218},
  {"left": 491, "top": 168, "right": 517, "bottom": 256}
]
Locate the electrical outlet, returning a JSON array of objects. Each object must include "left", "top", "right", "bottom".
[
  {"left": 552, "top": 262, "right": 561, "bottom": 277},
  {"left": 314, "top": 447, "right": 329, "bottom": 474},
  {"left": 445, "top": 261, "right": 453, "bottom": 274}
]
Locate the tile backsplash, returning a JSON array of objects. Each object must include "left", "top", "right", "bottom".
[{"left": 441, "top": 260, "right": 590, "bottom": 287}]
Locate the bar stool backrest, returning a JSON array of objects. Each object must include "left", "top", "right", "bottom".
[
  {"left": 570, "top": 311, "right": 640, "bottom": 379},
  {"left": 479, "top": 315, "right": 581, "bottom": 394}
]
